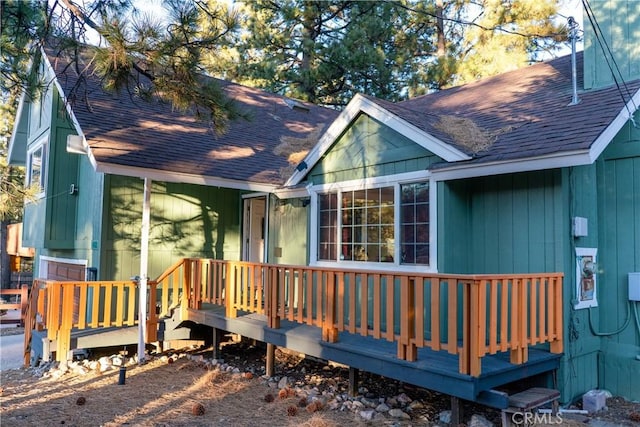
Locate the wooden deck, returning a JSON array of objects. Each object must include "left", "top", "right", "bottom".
[
  {"left": 187, "top": 304, "right": 561, "bottom": 409},
  {"left": 24, "top": 258, "right": 564, "bottom": 409}
]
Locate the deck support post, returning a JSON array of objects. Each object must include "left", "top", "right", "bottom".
[
  {"left": 348, "top": 367, "right": 359, "bottom": 397},
  {"left": 451, "top": 396, "right": 463, "bottom": 426},
  {"left": 212, "top": 328, "right": 223, "bottom": 359},
  {"left": 266, "top": 343, "right": 276, "bottom": 377}
]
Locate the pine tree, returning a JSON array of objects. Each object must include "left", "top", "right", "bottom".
[{"left": 1, "top": 0, "right": 243, "bottom": 133}]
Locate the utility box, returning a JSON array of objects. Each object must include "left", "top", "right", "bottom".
[
  {"left": 629, "top": 273, "right": 640, "bottom": 301},
  {"left": 573, "top": 217, "right": 588, "bottom": 237}
]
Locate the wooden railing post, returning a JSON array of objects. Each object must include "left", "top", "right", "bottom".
[
  {"left": 226, "top": 263, "right": 237, "bottom": 318},
  {"left": 181, "top": 260, "right": 191, "bottom": 320},
  {"left": 193, "top": 259, "right": 203, "bottom": 310},
  {"left": 460, "top": 280, "right": 470, "bottom": 374},
  {"left": 56, "top": 283, "right": 74, "bottom": 362},
  {"left": 398, "top": 277, "right": 417, "bottom": 361},
  {"left": 23, "top": 284, "right": 40, "bottom": 367},
  {"left": 323, "top": 272, "right": 338, "bottom": 342},
  {"left": 550, "top": 275, "right": 564, "bottom": 353},
  {"left": 469, "top": 279, "right": 482, "bottom": 376},
  {"left": 267, "top": 267, "right": 280, "bottom": 329},
  {"left": 146, "top": 281, "right": 158, "bottom": 342}
]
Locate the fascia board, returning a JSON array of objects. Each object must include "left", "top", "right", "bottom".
[
  {"left": 7, "top": 94, "right": 27, "bottom": 165},
  {"left": 285, "top": 94, "right": 470, "bottom": 187},
  {"left": 431, "top": 150, "right": 593, "bottom": 181},
  {"left": 95, "top": 162, "right": 279, "bottom": 193},
  {"left": 588, "top": 87, "right": 640, "bottom": 162},
  {"left": 274, "top": 187, "right": 309, "bottom": 199},
  {"left": 41, "top": 48, "right": 100, "bottom": 172}
]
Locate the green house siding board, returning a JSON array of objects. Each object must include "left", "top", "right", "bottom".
[
  {"left": 102, "top": 176, "right": 242, "bottom": 280},
  {"left": 308, "top": 114, "right": 440, "bottom": 185},
  {"left": 442, "top": 170, "right": 564, "bottom": 275},
  {"left": 44, "top": 115, "right": 79, "bottom": 248},
  {"left": 558, "top": 352, "right": 599, "bottom": 404},
  {"left": 597, "top": 137, "right": 640, "bottom": 399},
  {"left": 438, "top": 181, "right": 472, "bottom": 273},
  {"left": 268, "top": 197, "right": 308, "bottom": 265},
  {"left": 584, "top": 0, "right": 640, "bottom": 89}
]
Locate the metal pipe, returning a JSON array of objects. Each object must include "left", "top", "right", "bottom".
[{"left": 568, "top": 17, "right": 581, "bottom": 106}]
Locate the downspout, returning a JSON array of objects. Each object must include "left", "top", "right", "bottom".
[{"left": 138, "top": 177, "right": 151, "bottom": 364}]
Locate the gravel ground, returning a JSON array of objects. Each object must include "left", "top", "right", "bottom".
[{"left": 2, "top": 332, "right": 639, "bottom": 426}]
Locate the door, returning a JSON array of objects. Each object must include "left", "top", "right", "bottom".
[{"left": 243, "top": 197, "right": 267, "bottom": 262}]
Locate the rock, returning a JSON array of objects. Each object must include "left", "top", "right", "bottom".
[
  {"left": 397, "top": 392, "right": 412, "bottom": 404},
  {"left": 375, "top": 402, "right": 390, "bottom": 412},
  {"left": 439, "top": 410, "right": 452, "bottom": 424},
  {"left": 351, "top": 400, "right": 365, "bottom": 410},
  {"left": 408, "top": 400, "right": 424, "bottom": 410},
  {"left": 51, "top": 369, "right": 65, "bottom": 379},
  {"left": 359, "top": 409, "right": 376, "bottom": 420},
  {"left": 388, "top": 408, "right": 411, "bottom": 419},
  {"left": 111, "top": 357, "right": 123, "bottom": 367},
  {"left": 361, "top": 397, "right": 378, "bottom": 408},
  {"left": 469, "top": 414, "right": 494, "bottom": 427},
  {"left": 278, "top": 376, "right": 289, "bottom": 389},
  {"left": 72, "top": 366, "right": 89, "bottom": 376}
]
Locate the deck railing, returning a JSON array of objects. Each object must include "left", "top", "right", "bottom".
[
  {"left": 168, "top": 259, "right": 563, "bottom": 377},
  {"left": 24, "top": 277, "right": 170, "bottom": 363},
  {"left": 0, "top": 285, "right": 29, "bottom": 322},
  {"left": 25, "top": 258, "right": 563, "bottom": 376}
]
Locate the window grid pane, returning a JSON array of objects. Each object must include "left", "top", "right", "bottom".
[
  {"left": 318, "top": 193, "right": 338, "bottom": 260},
  {"left": 400, "top": 182, "right": 429, "bottom": 265},
  {"left": 341, "top": 186, "right": 394, "bottom": 263}
]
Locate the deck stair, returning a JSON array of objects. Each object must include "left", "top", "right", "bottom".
[{"left": 500, "top": 387, "right": 560, "bottom": 426}]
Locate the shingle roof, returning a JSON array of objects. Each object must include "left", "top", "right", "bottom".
[
  {"left": 373, "top": 52, "right": 640, "bottom": 167},
  {"left": 46, "top": 47, "right": 339, "bottom": 187}
]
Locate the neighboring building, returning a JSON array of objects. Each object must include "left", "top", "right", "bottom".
[{"left": 9, "top": 0, "right": 640, "bottom": 404}]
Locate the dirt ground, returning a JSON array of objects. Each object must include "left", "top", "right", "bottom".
[{"left": 1, "top": 327, "right": 639, "bottom": 427}]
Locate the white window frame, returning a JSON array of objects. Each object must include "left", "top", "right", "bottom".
[
  {"left": 309, "top": 170, "right": 438, "bottom": 273},
  {"left": 26, "top": 135, "right": 48, "bottom": 199}
]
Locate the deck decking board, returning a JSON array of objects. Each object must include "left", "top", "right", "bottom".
[{"left": 186, "top": 305, "right": 560, "bottom": 408}]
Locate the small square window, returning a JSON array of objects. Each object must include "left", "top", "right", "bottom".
[{"left": 26, "top": 139, "right": 47, "bottom": 197}]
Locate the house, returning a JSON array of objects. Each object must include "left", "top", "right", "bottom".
[{"left": 9, "top": 0, "right": 639, "bottom": 407}]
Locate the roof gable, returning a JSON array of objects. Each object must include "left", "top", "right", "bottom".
[
  {"left": 286, "top": 93, "right": 471, "bottom": 186},
  {"left": 306, "top": 113, "right": 442, "bottom": 185}
]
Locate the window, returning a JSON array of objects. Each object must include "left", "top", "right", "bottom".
[
  {"left": 26, "top": 138, "right": 47, "bottom": 197},
  {"left": 340, "top": 187, "right": 395, "bottom": 262},
  {"left": 314, "top": 177, "right": 432, "bottom": 270},
  {"left": 400, "top": 182, "right": 429, "bottom": 265},
  {"left": 318, "top": 193, "right": 338, "bottom": 260}
]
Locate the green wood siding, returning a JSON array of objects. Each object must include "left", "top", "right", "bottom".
[
  {"left": 102, "top": 176, "right": 242, "bottom": 280},
  {"left": 584, "top": 0, "right": 640, "bottom": 89},
  {"left": 268, "top": 197, "right": 308, "bottom": 265},
  {"left": 307, "top": 114, "right": 441, "bottom": 184},
  {"left": 597, "top": 126, "right": 640, "bottom": 400},
  {"left": 44, "top": 93, "right": 79, "bottom": 249},
  {"left": 439, "top": 170, "right": 565, "bottom": 274}
]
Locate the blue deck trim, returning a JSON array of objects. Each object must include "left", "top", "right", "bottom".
[{"left": 187, "top": 306, "right": 561, "bottom": 408}]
